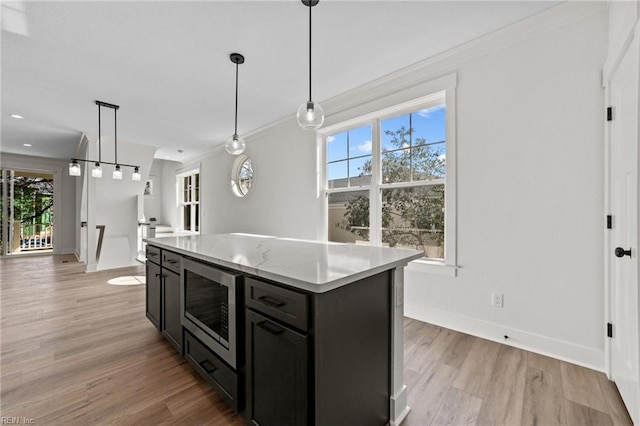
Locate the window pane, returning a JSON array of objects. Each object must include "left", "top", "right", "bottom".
[
  {"left": 412, "top": 105, "right": 446, "bottom": 144},
  {"left": 184, "top": 176, "right": 192, "bottom": 203},
  {"left": 183, "top": 205, "right": 191, "bottom": 231},
  {"left": 328, "top": 190, "right": 370, "bottom": 244},
  {"left": 382, "top": 148, "right": 411, "bottom": 183},
  {"left": 195, "top": 204, "right": 199, "bottom": 232},
  {"left": 327, "top": 131, "right": 348, "bottom": 162},
  {"left": 239, "top": 158, "right": 254, "bottom": 195},
  {"left": 381, "top": 184, "right": 444, "bottom": 259},
  {"left": 327, "top": 161, "right": 348, "bottom": 189},
  {"left": 195, "top": 173, "right": 200, "bottom": 202},
  {"left": 348, "top": 124, "right": 373, "bottom": 157},
  {"left": 411, "top": 142, "right": 446, "bottom": 181},
  {"left": 381, "top": 114, "right": 410, "bottom": 151},
  {"left": 349, "top": 156, "right": 372, "bottom": 187}
]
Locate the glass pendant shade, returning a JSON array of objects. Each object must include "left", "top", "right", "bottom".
[
  {"left": 296, "top": 101, "right": 324, "bottom": 130},
  {"left": 91, "top": 162, "right": 103, "bottom": 178},
  {"left": 225, "top": 134, "right": 246, "bottom": 155},
  {"left": 69, "top": 160, "right": 81, "bottom": 176},
  {"left": 113, "top": 165, "right": 123, "bottom": 180},
  {"left": 132, "top": 167, "right": 141, "bottom": 182}
]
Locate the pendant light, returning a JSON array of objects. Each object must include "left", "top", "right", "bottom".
[
  {"left": 69, "top": 100, "right": 141, "bottom": 181},
  {"left": 69, "top": 160, "right": 81, "bottom": 176},
  {"left": 111, "top": 105, "right": 122, "bottom": 180},
  {"left": 225, "top": 53, "right": 246, "bottom": 155},
  {"left": 92, "top": 102, "right": 103, "bottom": 178},
  {"left": 297, "top": 0, "right": 324, "bottom": 131}
]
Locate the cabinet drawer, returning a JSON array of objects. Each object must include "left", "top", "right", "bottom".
[
  {"left": 146, "top": 245, "right": 161, "bottom": 265},
  {"left": 184, "top": 330, "right": 239, "bottom": 411},
  {"left": 246, "top": 277, "right": 308, "bottom": 331},
  {"left": 162, "top": 250, "right": 181, "bottom": 273}
]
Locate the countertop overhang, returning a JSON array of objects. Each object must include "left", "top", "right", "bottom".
[{"left": 144, "top": 233, "right": 424, "bottom": 293}]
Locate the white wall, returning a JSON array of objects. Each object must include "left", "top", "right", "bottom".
[
  {"left": 404, "top": 7, "right": 608, "bottom": 369},
  {"left": 197, "top": 122, "right": 320, "bottom": 239},
  {"left": 0, "top": 153, "right": 76, "bottom": 254}
]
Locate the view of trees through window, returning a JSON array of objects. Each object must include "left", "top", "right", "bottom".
[
  {"left": 1, "top": 170, "right": 54, "bottom": 254},
  {"left": 327, "top": 104, "right": 446, "bottom": 259}
]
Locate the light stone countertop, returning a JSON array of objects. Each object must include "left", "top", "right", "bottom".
[{"left": 144, "top": 233, "right": 424, "bottom": 293}]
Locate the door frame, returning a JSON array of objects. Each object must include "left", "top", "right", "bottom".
[
  {"left": 603, "top": 29, "right": 640, "bottom": 426},
  {"left": 603, "top": 24, "right": 640, "bottom": 381}
]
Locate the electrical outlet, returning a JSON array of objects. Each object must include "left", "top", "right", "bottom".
[{"left": 492, "top": 292, "right": 504, "bottom": 308}]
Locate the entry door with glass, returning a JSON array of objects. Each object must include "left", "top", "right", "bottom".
[{"left": 1, "top": 169, "right": 55, "bottom": 255}]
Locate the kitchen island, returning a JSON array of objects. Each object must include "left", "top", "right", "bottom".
[{"left": 144, "top": 233, "right": 423, "bottom": 426}]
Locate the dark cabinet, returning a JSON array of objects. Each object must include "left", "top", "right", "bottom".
[
  {"left": 162, "top": 269, "right": 182, "bottom": 353},
  {"left": 246, "top": 273, "right": 391, "bottom": 426},
  {"left": 145, "top": 245, "right": 182, "bottom": 354},
  {"left": 145, "top": 252, "right": 161, "bottom": 330},
  {"left": 184, "top": 330, "right": 240, "bottom": 411},
  {"left": 246, "top": 309, "right": 308, "bottom": 426}
]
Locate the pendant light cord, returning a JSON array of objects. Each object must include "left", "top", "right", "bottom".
[
  {"left": 308, "top": 2, "right": 312, "bottom": 103},
  {"left": 234, "top": 60, "right": 239, "bottom": 136},
  {"left": 114, "top": 108, "right": 118, "bottom": 164},
  {"left": 97, "top": 104, "right": 102, "bottom": 163}
]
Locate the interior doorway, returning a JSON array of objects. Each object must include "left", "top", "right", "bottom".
[{"left": 1, "top": 169, "right": 55, "bottom": 256}]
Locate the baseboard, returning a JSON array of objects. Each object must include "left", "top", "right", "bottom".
[{"left": 405, "top": 302, "right": 604, "bottom": 372}]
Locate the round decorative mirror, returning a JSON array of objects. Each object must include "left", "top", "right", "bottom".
[{"left": 231, "top": 154, "right": 254, "bottom": 197}]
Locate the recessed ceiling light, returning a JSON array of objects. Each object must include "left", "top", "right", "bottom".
[
  {"left": 23, "top": 143, "right": 32, "bottom": 147},
  {"left": 177, "top": 149, "right": 184, "bottom": 153},
  {"left": 10, "top": 114, "right": 24, "bottom": 119}
]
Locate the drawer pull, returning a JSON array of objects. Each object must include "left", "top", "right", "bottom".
[
  {"left": 257, "top": 321, "right": 284, "bottom": 335},
  {"left": 166, "top": 259, "right": 177, "bottom": 264},
  {"left": 148, "top": 252, "right": 158, "bottom": 257},
  {"left": 200, "top": 360, "right": 217, "bottom": 374},
  {"left": 258, "top": 295, "right": 285, "bottom": 308}
]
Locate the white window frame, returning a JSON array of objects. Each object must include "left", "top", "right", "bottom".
[
  {"left": 320, "top": 76, "right": 457, "bottom": 276},
  {"left": 176, "top": 168, "right": 200, "bottom": 234}
]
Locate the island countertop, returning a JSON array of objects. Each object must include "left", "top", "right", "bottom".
[{"left": 144, "top": 233, "right": 424, "bottom": 293}]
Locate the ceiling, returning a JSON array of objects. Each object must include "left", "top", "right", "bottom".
[{"left": 1, "top": 0, "right": 559, "bottom": 163}]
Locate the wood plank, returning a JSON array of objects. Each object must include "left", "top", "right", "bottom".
[
  {"left": 564, "top": 399, "right": 614, "bottom": 426},
  {"left": 405, "top": 363, "right": 457, "bottom": 425},
  {"left": 431, "top": 387, "right": 483, "bottom": 426},
  {"left": 521, "top": 366, "right": 566, "bottom": 425},
  {"left": 476, "top": 345, "right": 527, "bottom": 425},
  {"left": 527, "top": 351, "right": 562, "bottom": 376},
  {"left": 596, "top": 372, "right": 633, "bottom": 426},
  {"left": 452, "top": 337, "right": 501, "bottom": 398},
  {"left": 560, "top": 360, "right": 609, "bottom": 413}
]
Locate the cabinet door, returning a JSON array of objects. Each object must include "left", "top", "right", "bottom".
[
  {"left": 145, "top": 261, "right": 161, "bottom": 330},
  {"left": 246, "top": 310, "right": 308, "bottom": 426},
  {"left": 162, "top": 270, "right": 182, "bottom": 353}
]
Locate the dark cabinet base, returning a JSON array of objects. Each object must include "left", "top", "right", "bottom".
[
  {"left": 184, "top": 330, "right": 241, "bottom": 412},
  {"left": 246, "top": 310, "right": 308, "bottom": 426}
]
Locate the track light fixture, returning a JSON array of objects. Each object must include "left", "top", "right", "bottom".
[
  {"left": 225, "top": 53, "right": 246, "bottom": 155},
  {"left": 297, "top": 0, "right": 324, "bottom": 130},
  {"left": 69, "top": 101, "right": 141, "bottom": 181}
]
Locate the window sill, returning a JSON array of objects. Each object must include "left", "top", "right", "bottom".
[{"left": 406, "top": 259, "right": 458, "bottom": 277}]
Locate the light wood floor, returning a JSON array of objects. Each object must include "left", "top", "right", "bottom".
[{"left": 0, "top": 255, "right": 632, "bottom": 425}]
